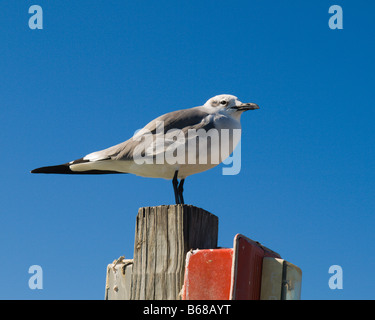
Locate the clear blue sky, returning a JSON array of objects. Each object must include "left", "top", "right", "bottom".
[{"left": 1, "top": 1, "right": 374, "bottom": 300}]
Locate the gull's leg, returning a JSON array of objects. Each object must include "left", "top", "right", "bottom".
[
  {"left": 172, "top": 170, "right": 180, "bottom": 204},
  {"left": 178, "top": 179, "right": 185, "bottom": 205}
]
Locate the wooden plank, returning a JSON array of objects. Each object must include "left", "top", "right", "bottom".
[
  {"left": 105, "top": 258, "right": 133, "bottom": 300},
  {"left": 259, "top": 257, "right": 284, "bottom": 300},
  {"left": 260, "top": 257, "right": 302, "bottom": 300},
  {"left": 130, "top": 205, "right": 218, "bottom": 300},
  {"left": 281, "top": 260, "right": 302, "bottom": 300},
  {"left": 154, "top": 205, "right": 168, "bottom": 299},
  {"left": 145, "top": 206, "right": 156, "bottom": 299}
]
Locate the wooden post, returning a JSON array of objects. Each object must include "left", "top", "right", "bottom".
[{"left": 130, "top": 205, "right": 218, "bottom": 300}]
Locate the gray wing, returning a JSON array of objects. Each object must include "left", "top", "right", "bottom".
[
  {"left": 83, "top": 107, "right": 213, "bottom": 162},
  {"left": 143, "top": 107, "right": 211, "bottom": 134}
]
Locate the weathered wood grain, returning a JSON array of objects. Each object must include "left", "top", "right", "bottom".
[{"left": 131, "top": 205, "right": 218, "bottom": 300}]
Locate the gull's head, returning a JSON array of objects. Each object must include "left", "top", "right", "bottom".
[{"left": 203, "top": 94, "right": 259, "bottom": 119}]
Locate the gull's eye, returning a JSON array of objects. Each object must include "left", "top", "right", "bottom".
[{"left": 220, "top": 100, "right": 227, "bottom": 105}]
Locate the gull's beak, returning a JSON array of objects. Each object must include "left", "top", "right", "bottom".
[{"left": 234, "top": 102, "right": 260, "bottom": 111}]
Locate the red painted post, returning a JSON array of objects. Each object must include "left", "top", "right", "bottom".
[
  {"left": 182, "top": 234, "right": 281, "bottom": 300},
  {"left": 182, "top": 249, "right": 233, "bottom": 300}
]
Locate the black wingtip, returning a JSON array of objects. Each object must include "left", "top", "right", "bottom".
[
  {"left": 31, "top": 164, "right": 73, "bottom": 174},
  {"left": 31, "top": 162, "right": 126, "bottom": 175}
]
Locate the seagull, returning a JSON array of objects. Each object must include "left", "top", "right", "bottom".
[{"left": 31, "top": 94, "right": 259, "bottom": 204}]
